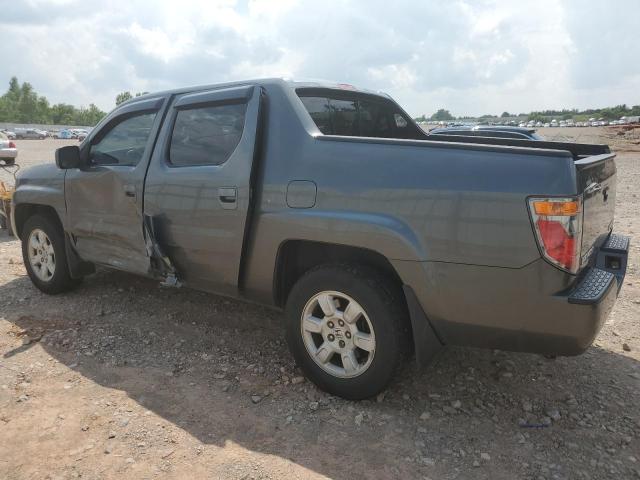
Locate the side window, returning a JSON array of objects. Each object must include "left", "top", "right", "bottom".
[
  {"left": 90, "top": 112, "right": 157, "bottom": 166},
  {"left": 329, "top": 99, "right": 357, "bottom": 136},
  {"left": 169, "top": 103, "right": 246, "bottom": 167},
  {"left": 359, "top": 100, "right": 393, "bottom": 138},
  {"left": 299, "top": 97, "right": 332, "bottom": 134}
]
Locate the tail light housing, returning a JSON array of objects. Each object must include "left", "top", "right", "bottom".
[
  {"left": 528, "top": 197, "right": 582, "bottom": 273},
  {"left": 8, "top": 141, "right": 16, "bottom": 148}
]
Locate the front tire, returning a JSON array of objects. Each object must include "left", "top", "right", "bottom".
[
  {"left": 21, "top": 214, "right": 80, "bottom": 294},
  {"left": 285, "top": 264, "right": 411, "bottom": 400}
]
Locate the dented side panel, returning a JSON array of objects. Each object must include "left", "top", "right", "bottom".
[{"left": 63, "top": 97, "right": 169, "bottom": 275}]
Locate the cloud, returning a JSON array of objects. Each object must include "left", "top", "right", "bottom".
[{"left": 0, "top": 0, "right": 638, "bottom": 117}]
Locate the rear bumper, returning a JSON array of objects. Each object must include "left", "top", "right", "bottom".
[
  {"left": 393, "top": 233, "right": 629, "bottom": 356},
  {"left": 0, "top": 148, "right": 17, "bottom": 162}
]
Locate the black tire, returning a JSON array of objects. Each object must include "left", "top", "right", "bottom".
[
  {"left": 21, "top": 214, "right": 80, "bottom": 294},
  {"left": 285, "top": 264, "right": 411, "bottom": 400}
]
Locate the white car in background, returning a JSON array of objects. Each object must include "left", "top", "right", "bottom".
[
  {"left": 0, "top": 132, "right": 17, "bottom": 165},
  {"left": 1, "top": 129, "right": 16, "bottom": 139}
]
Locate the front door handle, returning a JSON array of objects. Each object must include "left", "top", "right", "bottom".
[
  {"left": 123, "top": 184, "right": 136, "bottom": 198},
  {"left": 218, "top": 187, "right": 237, "bottom": 209}
]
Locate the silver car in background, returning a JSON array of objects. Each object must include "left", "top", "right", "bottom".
[{"left": 0, "top": 132, "right": 18, "bottom": 165}]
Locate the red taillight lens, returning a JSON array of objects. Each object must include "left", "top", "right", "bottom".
[
  {"left": 8, "top": 141, "right": 16, "bottom": 148},
  {"left": 528, "top": 197, "right": 582, "bottom": 273},
  {"left": 536, "top": 219, "right": 577, "bottom": 271}
]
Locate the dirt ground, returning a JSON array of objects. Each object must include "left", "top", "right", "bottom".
[{"left": 1, "top": 130, "right": 639, "bottom": 480}]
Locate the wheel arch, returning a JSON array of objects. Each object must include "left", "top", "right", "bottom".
[
  {"left": 274, "top": 239, "right": 444, "bottom": 367},
  {"left": 273, "top": 240, "right": 404, "bottom": 309},
  {"left": 13, "top": 203, "right": 62, "bottom": 240}
]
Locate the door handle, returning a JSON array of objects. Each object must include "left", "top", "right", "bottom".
[
  {"left": 123, "top": 184, "right": 137, "bottom": 198},
  {"left": 218, "top": 187, "right": 237, "bottom": 209}
]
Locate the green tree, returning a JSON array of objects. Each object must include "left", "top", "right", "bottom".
[
  {"left": 430, "top": 109, "right": 454, "bottom": 121},
  {"left": 0, "top": 77, "right": 106, "bottom": 126},
  {"left": 17, "top": 82, "right": 39, "bottom": 123},
  {"left": 115, "top": 91, "right": 133, "bottom": 105},
  {"left": 500, "top": 111, "right": 511, "bottom": 118},
  {"left": 7, "top": 76, "right": 21, "bottom": 102},
  {"left": 50, "top": 103, "right": 76, "bottom": 124}
]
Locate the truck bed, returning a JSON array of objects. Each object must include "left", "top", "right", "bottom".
[{"left": 425, "top": 133, "right": 610, "bottom": 160}]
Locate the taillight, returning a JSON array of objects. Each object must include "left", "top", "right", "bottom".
[
  {"left": 528, "top": 197, "right": 582, "bottom": 273},
  {"left": 8, "top": 141, "right": 16, "bottom": 148}
]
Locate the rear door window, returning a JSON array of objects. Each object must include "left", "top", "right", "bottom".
[{"left": 169, "top": 103, "right": 247, "bottom": 167}]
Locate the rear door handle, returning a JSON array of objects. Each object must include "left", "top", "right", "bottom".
[
  {"left": 218, "top": 187, "right": 237, "bottom": 209},
  {"left": 123, "top": 184, "right": 137, "bottom": 198}
]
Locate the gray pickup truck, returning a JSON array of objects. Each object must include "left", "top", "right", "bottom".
[{"left": 11, "top": 79, "right": 629, "bottom": 399}]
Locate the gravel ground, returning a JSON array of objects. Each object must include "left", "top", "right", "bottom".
[{"left": 1, "top": 132, "right": 639, "bottom": 479}]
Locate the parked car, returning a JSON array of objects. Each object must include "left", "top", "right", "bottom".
[
  {"left": 74, "top": 129, "right": 89, "bottom": 141},
  {"left": 429, "top": 125, "right": 543, "bottom": 140},
  {"left": 0, "top": 132, "right": 17, "bottom": 164},
  {"left": 55, "top": 130, "right": 75, "bottom": 139},
  {"left": 11, "top": 79, "right": 629, "bottom": 399},
  {"left": 15, "top": 128, "right": 46, "bottom": 140},
  {"left": 1, "top": 129, "right": 16, "bottom": 140}
]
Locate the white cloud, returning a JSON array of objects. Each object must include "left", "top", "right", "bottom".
[{"left": 1, "top": 0, "right": 638, "bottom": 117}]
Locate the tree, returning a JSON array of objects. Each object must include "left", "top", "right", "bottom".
[
  {"left": 500, "top": 111, "right": 511, "bottom": 118},
  {"left": 0, "top": 77, "right": 106, "bottom": 126},
  {"left": 7, "top": 76, "right": 21, "bottom": 102},
  {"left": 115, "top": 91, "right": 133, "bottom": 106},
  {"left": 430, "top": 109, "right": 454, "bottom": 121}
]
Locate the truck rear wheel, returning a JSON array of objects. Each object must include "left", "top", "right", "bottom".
[
  {"left": 21, "top": 214, "right": 80, "bottom": 294},
  {"left": 285, "top": 264, "right": 411, "bottom": 400}
]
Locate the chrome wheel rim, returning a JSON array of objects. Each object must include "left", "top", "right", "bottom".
[
  {"left": 301, "top": 291, "right": 376, "bottom": 378},
  {"left": 27, "top": 229, "right": 56, "bottom": 282}
]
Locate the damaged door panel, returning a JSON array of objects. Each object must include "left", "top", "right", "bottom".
[
  {"left": 64, "top": 97, "right": 167, "bottom": 275},
  {"left": 143, "top": 85, "right": 262, "bottom": 295},
  {"left": 143, "top": 213, "right": 181, "bottom": 286}
]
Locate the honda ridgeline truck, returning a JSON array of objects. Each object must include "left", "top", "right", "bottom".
[{"left": 11, "top": 79, "right": 629, "bottom": 399}]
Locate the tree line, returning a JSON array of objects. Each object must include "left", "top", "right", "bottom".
[
  {"left": 415, "top": 104, "right": 640, "bottom": 123},
  {"left": 0, "top": 77, "right": 106, "bottom": 126},
  {"left": 0, "top": 76, "right": 149, "bottom": 127}
]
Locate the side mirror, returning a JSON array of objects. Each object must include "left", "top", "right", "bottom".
[{"left": 55, "top": 145, "right": 83, "bottom": 169}]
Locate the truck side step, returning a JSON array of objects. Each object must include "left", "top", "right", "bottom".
[
  {"left": 568, "top": 268, "right": 615, "bottom": 305},
  {"left": 601, "top": 233, "right": 629, "bottom": 253}
]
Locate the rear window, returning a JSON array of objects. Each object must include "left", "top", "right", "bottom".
[{"left": 298, "top": 89, "right": 424, "bottom": 140}]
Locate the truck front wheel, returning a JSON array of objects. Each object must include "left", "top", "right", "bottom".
[
  {"left": 285, "top": 264, "right": 411, "bottom": 400},
  {"left": 21, "top": 214, "right": 80, "bottom": 294}
]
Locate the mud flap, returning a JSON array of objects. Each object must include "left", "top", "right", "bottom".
[
  {"left": 402, "top": 285, "right": 444, "bottom": 368},
  {"left": 143, "top": 214, "right": 182, "bottom": 287},
  {"left": 64, "top": 233, "right": 96, "bottom": 279}
]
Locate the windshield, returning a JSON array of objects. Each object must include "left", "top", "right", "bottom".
[{"left": 297, "top": 88, "right": 425, "bottom": 140}]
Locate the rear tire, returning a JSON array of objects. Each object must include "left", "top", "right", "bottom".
[
  {"left": 21, "top": 214, "right": 81, "bottom": 294},
  {"left": 285, "top": 264, "right": 411, "bottom": 400}
]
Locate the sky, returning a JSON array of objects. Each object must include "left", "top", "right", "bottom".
[{"left": 1, "top": 0, "right": 639, "bottom": 117}]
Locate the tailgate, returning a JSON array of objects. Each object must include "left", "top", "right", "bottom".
[{"left": 576, "top": 153, "right": 616, "bottom": 267}]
